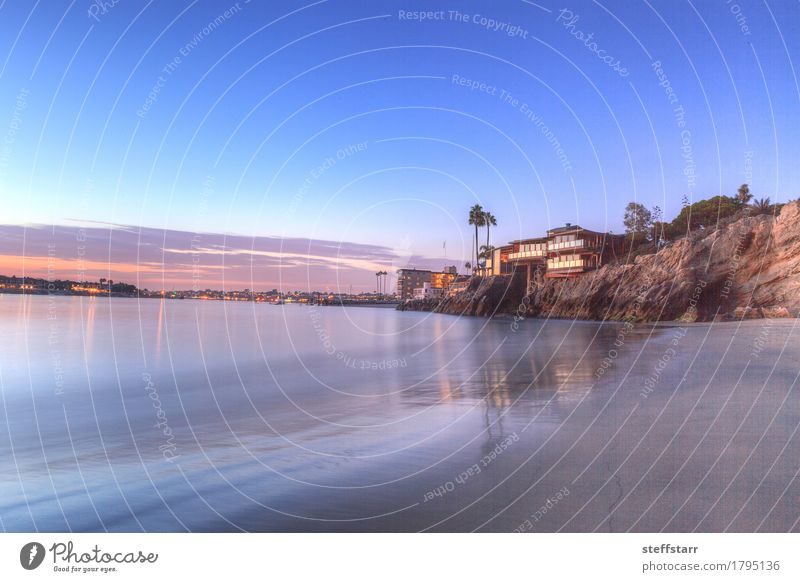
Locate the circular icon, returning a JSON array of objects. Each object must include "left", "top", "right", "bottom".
[{"left": 20, "top": 542, "right": 46, "bottom": 570}]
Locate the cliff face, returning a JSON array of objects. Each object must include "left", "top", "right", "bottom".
[
  {"left": 399, "top": 201, "right": 800, "bottom": 322},
  {"left": 397, "top": 271, "right": 528, "bottom": 317}
]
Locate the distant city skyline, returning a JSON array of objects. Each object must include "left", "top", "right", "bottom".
[{"left": 1, "top": 1, "right": 798, "bottom": 289}]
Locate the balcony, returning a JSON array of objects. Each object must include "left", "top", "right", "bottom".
[
  {"left": 508, "top": 249, "right": 546, "bottom": 260},
  {"left": 547, "top": 258, "right": 587, "bottom": 271},
  {"left": 547, "top": 239, "right": 586, "bottom": 252}
]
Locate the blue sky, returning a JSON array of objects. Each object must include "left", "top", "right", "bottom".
[{"left": 0, "top": 0, "right": 798, "bottom": 288}]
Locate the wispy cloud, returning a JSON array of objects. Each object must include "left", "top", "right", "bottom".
[{"left": 0, "top": 223, "right": 452, "bottom": 291}]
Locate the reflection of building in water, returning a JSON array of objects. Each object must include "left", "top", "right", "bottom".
[
  {"left": 154, "top": 297, "right": 165, "bottom": 366},
  {"left": 524, "top": 322, "right": 617, "bottom": 393},
  {"left": 475, "top": 322, "right": 613, "bottom": 413},
  {"left": 83, "top": 296, "right": 97, "bottom": 359},
  {"left": 481, "top": 367, "right": 511, "bottom": 440},
  {"left": 400, "top": 319, "right": 638, "bottom": 436}
]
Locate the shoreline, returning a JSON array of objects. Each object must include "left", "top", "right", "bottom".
[
  {"left": 398, "top": 300, "right": 799, "bottom": 326},
  {"left": 0, "top": 291, "right": 401, "bottom": 308}
]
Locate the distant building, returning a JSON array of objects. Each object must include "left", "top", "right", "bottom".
[
  {"left": 396, "top": 267, "right": 458, "bottom": 299},
  {"left": 413, "top": 282, "right": 443, "bottom": 300},
  {"left": 431, "top": 268, "right": 458, "bottom": 290},
  {"left": 396, "top": 268, "right": 429, "bottom": 299},
  {"left": 545, "top": 223, "right": 626, "bottom": 278}
]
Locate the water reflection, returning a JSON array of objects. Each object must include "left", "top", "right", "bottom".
[
  {"left": 0, "top": 296, "right": 677, "bottom": 531},
  {"left": 155, "top": 298, "right": 165, "bottom": 365},
  {"left": 82, "top": 296, "right": 96, "bottom": 361}
]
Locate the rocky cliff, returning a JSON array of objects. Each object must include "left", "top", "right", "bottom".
[
  {"left": 399, "top": 200, "right": 800, "bottom": 322},
  {"left": 397, "top": 270, "right": 528, "bottom": 317}
]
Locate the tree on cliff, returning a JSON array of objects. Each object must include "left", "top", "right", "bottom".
[
  {"left": 483, "top": 211, "right": 497, "bottom": 255},
  {"left": 468, "top": 204, "right": 485, "bottom": 273},
  {"left": 623, "top": 202, "right": 652, "bottom": 243},
  {"left": 752, "top": 197, "right": 773, "bottom": 214},
  {"left": 651, "top": 205, "right": 664, "bottom": 245},
  {"left": 479, "top": 245, "right": 495, "bottom": 274},
  {"left": 737, "top": 183, "right": 752, "bottom": 205},
  {"left": 671, "top": 195, "right": 739, "bottom": 233}
]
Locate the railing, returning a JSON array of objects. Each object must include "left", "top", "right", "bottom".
[
  {"left": 547, "top": 239, "right": 586, "bottom": 251},
  {"left": 508, "top": 249, "right": 546, "bottom": 260},
  {"left": 547, "top": 258, "right": 586, "bottom": 270}
]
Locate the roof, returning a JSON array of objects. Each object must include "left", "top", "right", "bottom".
[
  {"left": 546, "top": 223, "right": 584, "bottom": 235},
  {"left": 546, "top": 224, "right": 624, "bottom": 238},
  {"left": 508, "top": 236, "right": 548, "bottom": 244}
]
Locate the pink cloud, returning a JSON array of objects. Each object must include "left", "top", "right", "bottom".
[{"left": 0, "top": 223, "right": 454, "bottom": 291}]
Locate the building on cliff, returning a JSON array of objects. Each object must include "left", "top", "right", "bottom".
[
  {"left": 396, "top": 266, "right": 458, "bottom": 299},
  {"left": 487, "top": 224, "right": 626, "bottom": 290},
  {"left": 508, "top": 237, "right": 548, "bottom": 291},
  {"left": 545, "top": 224, "right": 626, "bottom": 278},
  {"left": 486, "top": 244, "right": 512, "bottom": 276}
]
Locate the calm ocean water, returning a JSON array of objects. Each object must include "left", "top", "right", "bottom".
[{"left": 1, "top": 295, "right": 798, "bottom": 532}]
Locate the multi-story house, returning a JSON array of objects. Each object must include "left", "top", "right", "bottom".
[
  {"left": 487, "top": 225, "right": 625, "bottom": 285},
  {"left": 487, "top": 239, "right": 548, "bottom": 293},
  {"left": 545, "top": 223, "right": 626, "bottom": 278},
  {"left": 507, "top": 237, "right": 548, "bottom": 292},
  {"left": 486, "top": 244, "right": 513, "bottom": 276}
]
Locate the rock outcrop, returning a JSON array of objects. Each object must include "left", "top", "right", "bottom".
[
  {"left": 397, "top": 271, "right": 528, "bottom": 317},
  {"left": 399, "top": 201, "right": 800, "bottom": 322}
]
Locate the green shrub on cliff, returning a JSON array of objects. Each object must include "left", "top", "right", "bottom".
[{"left": 669, "top": 195, "right": 741, "bottom": 235}]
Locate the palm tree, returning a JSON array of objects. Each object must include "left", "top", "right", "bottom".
[
  {"left": 468, "top": 204, "right": 485, "bottom": 272},
  {"left": 464, "top": 261, "right": 472, "bottom": 274},
  {"left": 752, "top": 197, "right": 772, "bottom": 214},
  {"left": 483, "top": 211, "right": 497, "bottom": 254},
  {"left": 380, "top": 270, "right": 388, "bottom": 295},
  {"left": 479, "top": 245, "right": 496, "bottom": 275}
]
